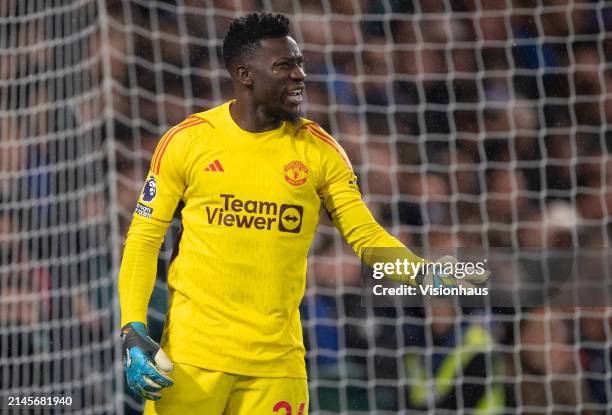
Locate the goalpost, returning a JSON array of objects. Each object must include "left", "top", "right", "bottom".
[{"left": 1, "top": 0, "right": 610, "bottom": 413}]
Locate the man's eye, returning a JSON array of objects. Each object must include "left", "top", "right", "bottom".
[{"left": 278, "top": 62, "right": 290, "bottom": 69}]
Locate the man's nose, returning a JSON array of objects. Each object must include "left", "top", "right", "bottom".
[{"left": 291, "top": 65, "right": 306, "bottom": 81}]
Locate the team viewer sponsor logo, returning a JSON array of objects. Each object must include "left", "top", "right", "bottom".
[
  {"left": 205, "top": 194, "right": 303, "bottom": 233},
  {"left": 278, "top": 205, "right": 303, "bottom": 233}
]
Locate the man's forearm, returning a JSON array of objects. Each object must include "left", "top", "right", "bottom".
[
  {"left": 327, "top": 195, "right": 424, "bottom": 283},
  {"left": 118, "top": 218, "right": 167, "bottom": 326}
]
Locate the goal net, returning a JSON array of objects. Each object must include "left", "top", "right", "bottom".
[
  {"left": 3, "top": 0, "right": 611, "bottom": 413},
  {"left": 0, "top": 0, "right": 118, "bottom": 413}
]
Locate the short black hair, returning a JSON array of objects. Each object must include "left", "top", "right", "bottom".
[{"left": 222, "top": 12, "right": 290, "bottom": 72}]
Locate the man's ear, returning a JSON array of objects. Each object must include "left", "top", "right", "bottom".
[{"left": 236, "top": 65, "right": 253, "bottom": 87}]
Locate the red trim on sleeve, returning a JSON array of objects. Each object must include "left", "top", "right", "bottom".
[
  {"left": 151, "top": 117, "right": 199, "bottom": 173},
  {"left": 152, "top": 118, "right": 207, "bottom": 174},
  {"left": 303, "top": 125, "right": 353, "bottom": 170}
]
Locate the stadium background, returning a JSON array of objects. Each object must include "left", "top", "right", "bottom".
[{"left": 1, "top": 0, "right": 611, "bottom": 413}]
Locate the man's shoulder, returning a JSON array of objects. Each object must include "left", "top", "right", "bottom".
[
  {"left": 296, "top": 118, "right": 337, "bottom": 143},
  {"left": 189, "top": 102, "right": 230, "bottom": 128},
  {"left": 296, "top": 119, "right": 343, "bottom": 149},
  {"left": 297, "top": 117, "right": 326, "bottom": 134},
  {"left": 295, "top": 119, "right": 353, "bottom": 169}
]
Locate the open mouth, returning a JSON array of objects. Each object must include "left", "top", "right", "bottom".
[{"left": 286, "top": 89, "right": 303, "bottom": 105}]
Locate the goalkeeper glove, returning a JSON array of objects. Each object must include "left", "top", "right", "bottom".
[
  {"left": 121, "top": 322, "right": 174, "bottom": 400},
  {"left": 421, "top": 255, "right": 490, "bottom": 291}
]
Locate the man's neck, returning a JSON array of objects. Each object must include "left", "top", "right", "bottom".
[{"left": 230, "top": 99, "right": 282, "bottom": 133}]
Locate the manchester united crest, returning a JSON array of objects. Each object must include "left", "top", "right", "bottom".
[{"left": 284, "top": 160, "right": 309, "bottom": 187}]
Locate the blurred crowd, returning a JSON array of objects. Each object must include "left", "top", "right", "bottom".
[{"left": 1, "top": 0, "right": 612, "bottom": 413}]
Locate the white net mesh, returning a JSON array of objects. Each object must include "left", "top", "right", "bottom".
[
  {"left": 0, "top": 0, "right": 118, "bottom": 413},
  {"left": 2, "top": 0, "right": 611, "bottom": 413}
]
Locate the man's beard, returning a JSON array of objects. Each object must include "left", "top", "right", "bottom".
[
  {"left": 278, "top": 110, "right": 300, "bottom": 125},
  {"left": 265, "top": 105, "right": 301, "bottom": 125}
]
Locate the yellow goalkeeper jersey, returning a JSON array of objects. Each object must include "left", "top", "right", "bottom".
[{"left": 118, "top": 101, "right": 417, "bottom": 378}]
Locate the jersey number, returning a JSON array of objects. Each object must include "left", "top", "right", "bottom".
[{"left": 272, "top": 400, "right": 305, "bottom": 415}]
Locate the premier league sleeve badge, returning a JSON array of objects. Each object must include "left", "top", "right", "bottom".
[{"left": 141, "top": 175, "right": 157, "bottom": 203}]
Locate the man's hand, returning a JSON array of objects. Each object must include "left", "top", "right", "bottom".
[
  {"left": 121, "top": 322, "right": 174, "bottom": 400},
  {"left": 421, "top": 255, "right": 491, "bottom": 290}
]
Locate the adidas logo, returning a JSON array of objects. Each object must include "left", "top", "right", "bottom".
[{"left": 205, "top": 160, "right": 224, "bottom": 172}]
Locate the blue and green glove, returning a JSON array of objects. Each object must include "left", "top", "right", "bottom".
[{"left": 121, "top": 322, "right": 174, "bottom": 400}]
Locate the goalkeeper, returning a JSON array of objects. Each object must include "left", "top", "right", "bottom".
[{"left": 118, "top": 12, "right": 488, "bottom": 415}]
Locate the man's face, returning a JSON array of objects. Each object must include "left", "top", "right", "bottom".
[{"left": 247, "top": 36, "right": 306, "bottom": 122}]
